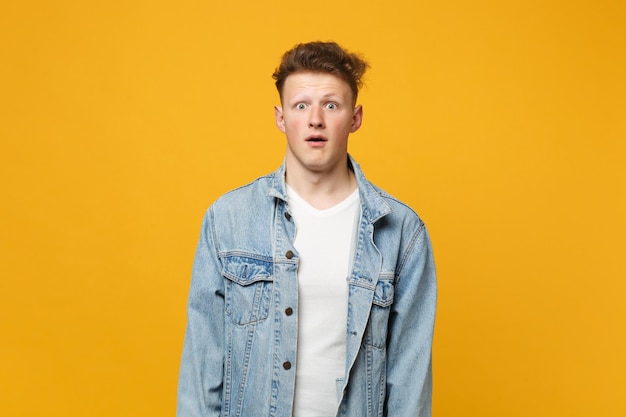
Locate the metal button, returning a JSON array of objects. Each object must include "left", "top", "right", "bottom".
[
  {"left": 285, "top": 250, "right": 294, "bottom": 259},
  {"left": 285, "top": 307, "right": 293, "bottom": 316},
  {"left": 283, "top": 361, "right": 291, "bottom": 370}
]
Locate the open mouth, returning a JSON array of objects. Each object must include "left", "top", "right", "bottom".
[{"left": 306, "top": 136, "right": 327, "bottom": 142}]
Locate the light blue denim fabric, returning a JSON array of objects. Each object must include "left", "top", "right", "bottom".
[{"left": 177, "top": 156, "right": 437, "bottom": 417}]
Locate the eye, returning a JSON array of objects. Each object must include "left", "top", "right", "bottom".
[
  {"left": 296, "top": 103, "right": 307, "bottom": 110},
  {"left": 326, "top": 102, "right": 338, "bottom": 110}
]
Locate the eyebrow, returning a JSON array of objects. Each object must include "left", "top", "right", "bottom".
[{"left": 289, "top": 93, "right": 344, "bottom": 103}]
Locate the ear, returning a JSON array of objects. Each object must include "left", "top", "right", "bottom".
[
  {"left": 274, "top": 105, "right": 286, "bottom": 133},
  {"left": 350, "top": 105, "right": 363, "bottom": 133}
]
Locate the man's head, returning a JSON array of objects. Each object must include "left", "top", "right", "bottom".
[
  {"left": 272, "top": 41, "right": 369, "bottom": 106},
  {"left": 273, "top": 42, "right": 369, "bottom": 179}
]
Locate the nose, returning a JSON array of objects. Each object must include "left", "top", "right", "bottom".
[{"left": 308, "top": 105, "right": 324, "bottom": 128}]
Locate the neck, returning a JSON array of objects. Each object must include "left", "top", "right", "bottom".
[{"left": 285, "top": 159, "right": 357, "bottom": 210}]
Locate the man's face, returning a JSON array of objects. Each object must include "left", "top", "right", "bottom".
[{"left": 275, "top": 71, "right": 362, "bottom": 179}]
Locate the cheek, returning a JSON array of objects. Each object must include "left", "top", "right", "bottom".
[
  {"left": 333, "top": 118, "right": 353, "bottom": 134},
  {"left": 285, "top": 117, "right": 305, "bottom": 132}
]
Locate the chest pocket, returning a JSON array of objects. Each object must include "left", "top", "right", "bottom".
[
  {"left": 223, "top": 256, "right": 274, "bottom": 326},
  {"left": 365, "top": 276, "right": 395, "bottom": 349}
]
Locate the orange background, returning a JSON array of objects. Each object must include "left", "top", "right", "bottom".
[{"left": 1, "top": 1, "right": 625, "bottom": 416}]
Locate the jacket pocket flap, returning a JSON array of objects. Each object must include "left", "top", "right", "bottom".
[{"left": 222, "top": 256, "right": 274, "bottom": 286}]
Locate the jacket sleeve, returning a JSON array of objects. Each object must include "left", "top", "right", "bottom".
[
  {"left": 385, "top": 222, "right": 437, "bottom": 416},
  {"left": 177, "top": 208, "right": 225, "bottom": 417}
]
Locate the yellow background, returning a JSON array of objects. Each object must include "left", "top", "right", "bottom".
[{"left": 1, "top": 0, "right": 624, "bottom": 415}]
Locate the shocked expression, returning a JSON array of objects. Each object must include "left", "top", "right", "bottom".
[{"left": 275, "top": 71, "right": 362, "bottom": 177}]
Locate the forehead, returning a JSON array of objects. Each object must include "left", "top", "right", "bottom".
[{"left": 282, "top": 71, "right": 353, "bottom": 100}]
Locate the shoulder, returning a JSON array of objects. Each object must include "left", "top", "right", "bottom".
[
  {"left": 210, "top": 172, "right": 278, "bottom": 212},
  {"left": 362, "top": 179, "right": 425, "bottom": 230},
  {"left": 201, "top": 171, "right": 279, "bottom": 251},
  {"left": 350, "top": 156, "right": 425, "bottom": 230}
]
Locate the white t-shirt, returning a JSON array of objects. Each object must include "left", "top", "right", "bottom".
[{"left": 287, "top": 186, "right": 360, "bottom": 417}]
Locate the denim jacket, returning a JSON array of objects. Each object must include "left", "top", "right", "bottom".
[{"left": 177, "top": 156, "right": 437, "bottom": 417}]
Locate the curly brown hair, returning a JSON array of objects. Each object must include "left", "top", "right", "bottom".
[{"left": 272, "top": 41, "right": 369, "bottom": 104}]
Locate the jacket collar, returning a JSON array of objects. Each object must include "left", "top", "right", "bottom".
[{"left": 267, "top": 154, "right": 392, "bottom": 224}]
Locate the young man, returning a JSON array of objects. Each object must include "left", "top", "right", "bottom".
[{"left": 177, "top": 41, "right": 437, "bottom": 417}]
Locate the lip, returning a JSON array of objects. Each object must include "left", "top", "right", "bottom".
[
  {"left": 305, "top": 135, "right": 328, "bottom": 143},
  {"left": 305, "top": 135, "right": 327, "bottom": 148}
]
